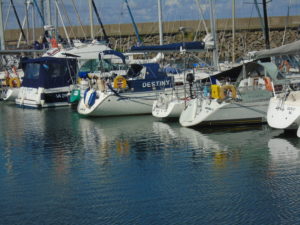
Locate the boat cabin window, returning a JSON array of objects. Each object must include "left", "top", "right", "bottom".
[
  {"left": 80, "top": 59, "right": 100, "bottom": 73},
  {"left": 79, "top": 58, "right": 128, "bottom": 73},
  {"left": 99, "top": 59, "right": 128, "bottom": 72},
  {"left": 168, "top": 55, "right": 210, "bottom": 70},
  {"left": 25, "top": 63, "right": 40, "bottom": 80},
  {"left": 44, "top": 63, "right": 68, "bottom": 78},
  {"left": 274, "top": 55, "right": 300, "bottom": 77}
]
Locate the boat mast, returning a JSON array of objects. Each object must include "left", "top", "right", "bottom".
[
  {"left": 124, "top": 0, "right": 142, "bottom": 46},
  {"left": 45, "top": 0, "right": 51, "bottom": 25},
  {"left": 54, "top": 0, "right": 71, "bottom": 46},
  {"left": 158, "top": 0, "right": 163, "bottom": 45},
  {"left": 32, "top": 0, "right": 36, "bottom": 42},
  {"left": 11, "top": 0, "right": 28, "bottom": 46},
  {"left": 253, "top": 0, "right": 265, "bottom": 39},
  {"left": 39, "top": 0, "right": 44, "bottom": 23},
  {"left": 232, "top": 0, "right": 235, "bottom": 63},
  {"left": 91, "top": 0, "right": 109, "bottom": 43},
  {"left": 262, "top": 0, "right": 270, "bottom": 49},
  {"left": 32, "top": 0, "right": 45, "bottom": 26},
  {"left": 282, "top": 0, "right": 292, "bottom": 45},
  {"left": 0, "top": 0, "right": 5, "bottom": 50},
  {"left": 88, "top": 0, "right": 94, "bottom": 39},
  {"left": 209, "top": 0, "right": 219, "bottom": 69},
  {"left": 54, "top": 1, "right": 58, "bottom": 37},
  {"left": 25, "top": 0, "right": 30, "bottom": 45}
]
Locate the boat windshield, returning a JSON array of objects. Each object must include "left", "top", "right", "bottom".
[
  {"left": 100, "top": 59, "right": 128, "bottom": 72},
  {"left": 79, "top": 58, "right": 128, "bottom": 73},
  {"left": 80, "top": 59, "right": 100, "bottom": 73},
  {"left": 166, "top": 55, "right": 210, "bottom": 71},
  {"left": 25, "top": 63, "right": 40, "bottom": 80},
  {"left": 274, "top": 55, "right": 300, "bottom": 77}
]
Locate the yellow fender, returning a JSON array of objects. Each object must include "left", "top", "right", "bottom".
[
  {"left": 219, "top": 85, "right": 237, "bottom": 100},
  {"left": 9, "top": 77, "right": 21, "bottom": 88},
  {"left": 113, "top": 75, "right": 127, "bottom": 89}
]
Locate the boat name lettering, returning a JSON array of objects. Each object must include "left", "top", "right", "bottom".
[
  {"left": 287, "top": 107, "right": 296, "bottom": 111},
  {"left": 56, "top": 93, "right": 68, "bottom": 98},
  {"left": 142, "top": 80, "right": 170, "bottom": 88}
]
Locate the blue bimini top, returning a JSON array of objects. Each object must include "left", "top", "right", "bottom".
[{"left": 21, "top": 57, "right": 77, "bottom": 89}]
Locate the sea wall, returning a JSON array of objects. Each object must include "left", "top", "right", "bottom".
[{"left": 3, "top": 16, "right": 300, "bottom": 60}]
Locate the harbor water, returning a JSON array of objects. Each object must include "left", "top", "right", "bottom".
[{"left": 1, "top": 103, "right": 300, "bottom": 224}]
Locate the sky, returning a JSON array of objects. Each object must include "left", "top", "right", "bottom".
[{"left": 2, "top": 0, "right": 300, "bottom": 30}]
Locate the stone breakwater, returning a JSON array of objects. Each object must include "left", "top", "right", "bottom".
[
  {"left": 108, "top": 29, "right": 299, "bottom": 61},
  {"left": 3, "top": 16, "right": 300, "bottom": 61}
]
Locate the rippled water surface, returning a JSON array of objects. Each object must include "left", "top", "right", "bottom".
[{"left": 1, "top": 103, "right": 300, "bottom": 225}]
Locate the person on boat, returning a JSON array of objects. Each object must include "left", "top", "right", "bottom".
[{"left": 279, "top": 59, "right": 291, "bottom": 73}]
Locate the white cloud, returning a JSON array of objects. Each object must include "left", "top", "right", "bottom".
[{"left": 166, "top": 0, "right": 180, "bottom": 7}]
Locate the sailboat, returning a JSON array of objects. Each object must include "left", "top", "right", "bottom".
[
  {"left": 77, "top": 50, "right": 174, "bottom": 116},
  {"left": 152, "top": 0, "right": 239, "bottom": 120},
  {"left": 255, "top": 40, "right": 300, "bottom": 137},
  {"left": 14, "top": 0, "right": 116, "bottom": 108},
  {"left": 179, "top": 61, "right": 280, "bottom": 127}
]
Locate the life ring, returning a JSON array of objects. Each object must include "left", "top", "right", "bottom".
[
  {"left": 219, "top": 85, "right": 237, "bottom": 100},
  {"left": 263, "top": 77, "right": 273, "bottom": 92},
  {"left": 9, "top": 77, "right": 21, "bottom": 88},
  {"left": 113, "top": 75, "right": 127, "bottom": 89}
]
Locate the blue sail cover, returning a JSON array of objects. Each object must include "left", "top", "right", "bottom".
[
  {"left": 130, "top": 41, "right": 205, "bottom": 52},
  {"left": 101, "top": 50, "right": 126, "bottom": 64},
  {"left": 21, "top": 57, "right": 77, "bottom": 89}
]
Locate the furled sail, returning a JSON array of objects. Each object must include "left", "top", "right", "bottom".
[
  {"left": 130, "top": 41, "right": 205, "bottom": 52},
  {"left": 252, "top": 40, "right": 300, "bottom": 60}
]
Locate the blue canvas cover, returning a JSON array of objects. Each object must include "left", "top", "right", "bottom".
[
  {"left": 126, "top": 63, "right": 174, "bottom": 92},
  {"left": 21, "top": 57, "right": 77, "bottom": 89},
  {"left": 130, "top": 41, "right": 205, "bottom": 52},
  {"left": 143, "top": 63, "right": 168, "bottom": 79},
  {"left": 100, "top": 50, "right": 126, "bottom": 64},
  {"left": 127, "top": 76, "right": 174, "bottom": 92}
]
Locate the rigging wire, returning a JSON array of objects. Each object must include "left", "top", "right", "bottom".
[
  {"left": 243, "top": 4, "right": 255, "bottom": 55},
  {"left": 59, "top": 0, "right": 77, "bottom": 39},
  {"left": 10, "top": 0, "right": 27, "bottom": 43},
  {"left": 91, "top": 0, "right": 109, "bottom": 43},
  {"left": 4, "top": 1, "right": 12, "bottom": 30},
  {"left": 282, "top": 0, "right": 292, "bottom": 45},
  {"left": 71, "top": 0, "right": 87, "bottom": 40}
]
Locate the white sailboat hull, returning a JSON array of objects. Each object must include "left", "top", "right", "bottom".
[
  {"left": 180, "top": 98, "right": 269, "bottom": 127},
  {"left": 78, "top": 90, "right": 159, "bottom": 116},
  {"left": 152, "top": 99, "right": 185, "bottom": 118},
  {"left": 2, "top": 88, "right": 20, "bottom": 101},
  {"left": 267, "top": 92, "right": 300, "bottom": 131}
]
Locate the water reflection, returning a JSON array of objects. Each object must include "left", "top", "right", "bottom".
[
  {"left": 268, "top": 133, "right": 300, "bottom": 163},
  {"left": 153, "top": 122, "right": 282, "bottom": 168},
  {"left": 1, "top": 104, "right": 300, "bottom": 224},
  {"left": 78, "top": 116, "right": 164, "bottom": 163}
]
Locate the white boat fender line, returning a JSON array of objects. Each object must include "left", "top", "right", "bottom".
[{"left": 297, "top": 126, "right": 300, "bottom": 138}]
